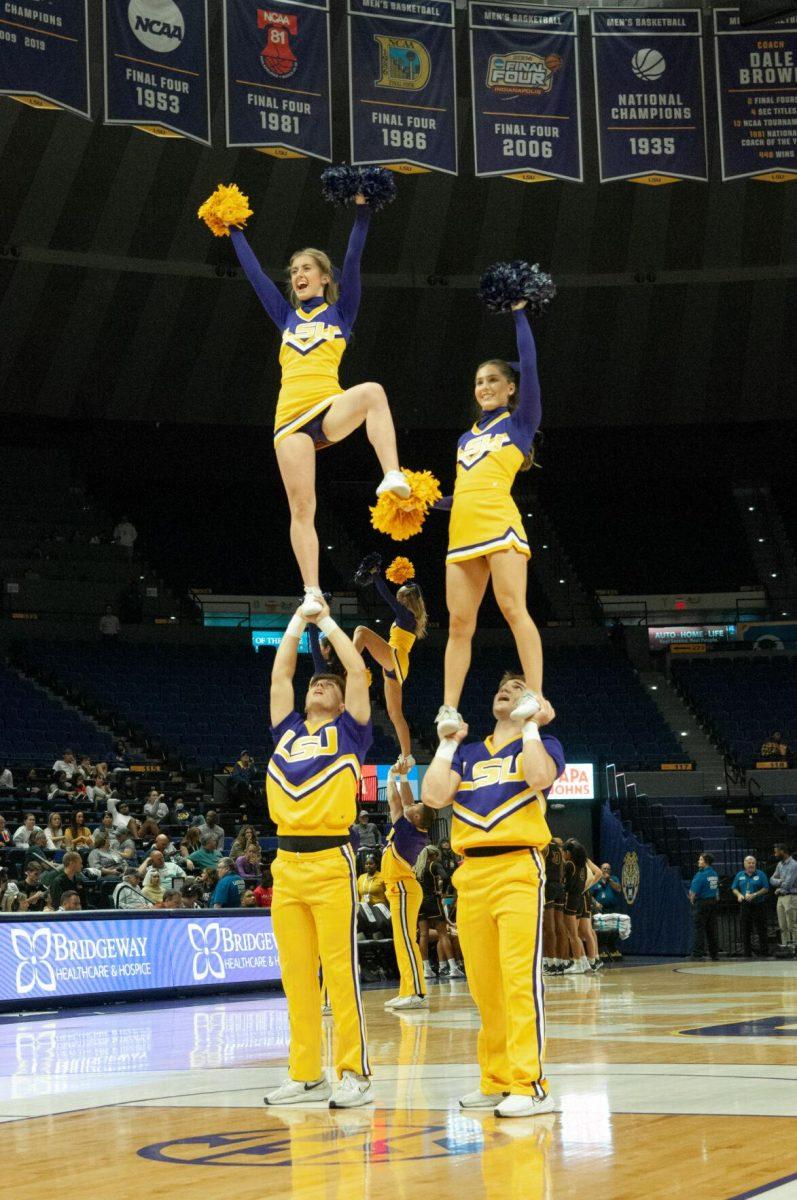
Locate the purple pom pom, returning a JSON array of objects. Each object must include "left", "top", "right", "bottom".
[
  {"left": 320, "top": 164, "right": 361, "bottom": 206},
  {"left": 478, "top": 261, "right": 556, "bottom": 316},
  {"left": 356, "top": 166, "right": 397, "bottom": 212}
]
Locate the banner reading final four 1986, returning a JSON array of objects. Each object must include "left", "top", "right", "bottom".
[
  {"left": 714, "top": 9, "right": 797, "bottom": 182},
  {"left": 224, "top": 0, "right": 332, "bottom": 160},
  {"left": 348, "top": 0, "right": 457, "bottom": 175},
  {"left": 470, "top": 4, "right": 582, "bottom": 184},
  {"left": 103, "top": 0, "right": 210, "bottom": 143},
  {"left": 591, "top": 9, "right": 708, "bottom": 185},
  {"left": 0, "top": 0, "right": 90, "bottom": 118}
]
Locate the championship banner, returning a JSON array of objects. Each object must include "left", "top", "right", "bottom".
[
  {"left": 224, "top": 0, "right": 332, "bottom": 161},
  {"left": 0, "top": 0, "right": 90, "bottom": 118},
  {"left": 591, "top": 9, "right": 708, "bottom": 185},
  {"left": 469, "top": 4, "right": 583, "bottom": 184},
  {"left": 348, "top": 0, "right": 457, "bottom": 176},
  {"left": 714, "top": 8, "right": 797, "bottom": 183},
  {"left": 103, "top": 0, "right": 211, "bottom": 144}
]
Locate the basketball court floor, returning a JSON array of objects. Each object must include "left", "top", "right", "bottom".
[{"left": 2, "top": 959, "right": 795, "bottom": 1199}]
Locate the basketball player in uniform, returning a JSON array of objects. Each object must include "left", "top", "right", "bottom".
[
  {"left": 422, "top": 673, "right": 565, "bottom": 1117},
  {"left": 264, "top": 599, "right": 372, "bottom": 1108},
  {"left": 543, "top": 837, "right": 566, "bottom": 975},
  {"left": 381, "top": 762, "right": 436, "bottom": 1010},
  {"left": 562, "top": 839, "right": 593, "bottom": 974}
]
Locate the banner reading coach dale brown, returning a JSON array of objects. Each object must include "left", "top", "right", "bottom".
[
  {"left": 469, "top": 4, "right": 582, "bottom": 184},
  {"left": 348, "top": 0, "right": 457, "bottom": 175}
]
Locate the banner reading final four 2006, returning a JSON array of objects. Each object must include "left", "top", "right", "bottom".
[
  {"left": 592, "top": 9, "right": 707, "bottom": 185},
  {"left": 0, "top": 0, "right": 90, "bottom": 118},
  {"left": 470, "top": 4, "right": 582, "bottom": 184},
  {"left": 348, "top": 0, "right": 457, "bottom": 175},
  {"left": 714, "top": 9, "right": 797, "bottom": 183},
  {"left": 224, "top": 0, "right": 332, "bottom": 160},
  {"left": 103, "top": 0, "right": 211, "bottom": 144}
]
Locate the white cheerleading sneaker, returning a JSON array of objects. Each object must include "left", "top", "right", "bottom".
[
  {"left": 329, "top": 1071, "right": 372, "bottom": 1109},
  {"left": 299, "top": 590, "right": 324, "bottom": 619},
  {"left": 376, "top": 469, "right": 411, "bottom": 498},
  {"left": 264, "top": 1076, "right": 331, "bottom": 1106},
  {"left": 459, "top": 1088, "right": 508, "bottom": 1109},
  {"left": 384, "top": 995, "right": 403, "bottom": 1008},
  {"left": 509, "top": 690, "right": 541, "bottom": 722},
  {"left": 436, "top": 705, "right": 464, "bottom": 738},
  {"left": 391, "top": 994, "right": 429, "bottom": 1010},
  {"left": 446, "top": 964, "right": 466, "bottom": 979},
  {"left": 495, "top": 1093, "right": 555, "bottom": 1118}
]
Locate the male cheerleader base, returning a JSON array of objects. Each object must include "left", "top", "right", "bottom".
[
  {"left": 264, "top": 604, "right": 373, "bottom": 1108},
  {"left": 422, "top": 677, "right": 565, "bottom": 1118},
  {"left": 381, "top": 765, "right": 433, "bottom": 1011}
]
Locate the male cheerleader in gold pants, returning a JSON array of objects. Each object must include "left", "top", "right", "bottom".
[
  {"left": 265, "top": 599, "right": 373, "bottom": 1109},
  {"left": 422, "top": 674, "right": 564, "bottom": 1118}
]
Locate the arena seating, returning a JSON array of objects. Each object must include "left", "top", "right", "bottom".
[
  {"left": 671, "top": 654, "right": 797, "bottom": 766},
  {"left": 0, "top": 660, "right": 114, "bottom": 767}
]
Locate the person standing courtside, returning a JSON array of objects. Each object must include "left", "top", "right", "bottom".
[
  {"left": 770, "top": 844, "right": 797, "bottom": 953},
  {"left": 731, "top": 855, "right": 769, "bottom": 958},
  {"left": 264, "top": 599, "right": 373, "bottom": 1109},
  {"left": 422, "top": 674, "right": 565, "bottom": 1118},
  {"left": 689, "top": 852, "right": 720, "bottom": 961}
]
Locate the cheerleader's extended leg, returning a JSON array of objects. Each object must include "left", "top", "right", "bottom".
[
  {"left": 443, "top": 557, "right": 490, "bottom": 711},
  {"left": 352, "top": 626, "right": 412, "bottom": 761},
  {"left": 488, "top": 548, "right": 543, "bottom": 696},
  {"left": 321, "top": 383, "right": 409, "bottom": 497},
  {"left": 275, "top": 432, "right": 320, "bottom": 595}
]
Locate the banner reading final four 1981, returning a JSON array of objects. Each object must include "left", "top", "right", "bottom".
[
  {"left": 591, "top": 9, "right": 708, "bottom": 185},
  {"left": 224, "top": 0, "right": 332, "bottom": 160},
  {"left": 103, "top": 0, "right": 211, "bottom": 144},
  {"left": 714, "top": 9, "right": 797, "bottom": 182},
  {"left": 470, "top": 4, "right": 583, "bottom": 184},
  {"left": 0, "top": 0, "right": 90, "bottom": 118},
  {"left": 348, "top": 0, "right": 457, "bottom": 175}
]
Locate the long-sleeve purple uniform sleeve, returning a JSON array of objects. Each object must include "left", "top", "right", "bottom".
[
  {"left": 510, "top": 308, "right": 542, "bottom": 442},
  {"left": 336, "top": 208, "right": 371, "bottom": 330},
  {"left": 374, "top": 574, "right": 416, "bottom": 632},
  {"left": 307, "top": 622, "right": 326, "bottom": 674},
  {"left": 230, "top": 228, "right": 292, "bottom": 330}
]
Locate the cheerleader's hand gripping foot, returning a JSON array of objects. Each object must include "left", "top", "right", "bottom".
[
  {"left": 509, "top": 691, "right": 541, "bottom": 722},
  {"left": 435, "top": 705, "right": 465, "bottom": 738},
  {"left": 376, "top": 470, "right": 411, "bottom": 499},
  {"left": 299, "top": 588, "right": 325, "bottom": 620}
]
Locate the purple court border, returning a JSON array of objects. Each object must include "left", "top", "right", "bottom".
[{"left": 726, "top": 1173, "right": 797, "bottom": 1200}]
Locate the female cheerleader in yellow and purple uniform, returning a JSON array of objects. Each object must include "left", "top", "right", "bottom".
[{"left": 436, "top": 298, "right": 546, "bottom": 736}]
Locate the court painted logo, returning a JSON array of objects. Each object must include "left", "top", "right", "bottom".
[
  {"left": 374, "top": 36, "right": 431, "bottom": 91},
  {"left": 622, "top": 850, "right": 640, "bottom": 905},
  {"left": 11, "top": 928, "right": 57, "bottom": 994},
  {"left": 128, "top": 0, "right": 185, "bottom": 54},
  {"left": 187, "top": 923, "right": 226, "bottom": 982}
]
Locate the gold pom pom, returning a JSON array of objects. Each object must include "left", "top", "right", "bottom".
[
  {"left": 197, "top": 183, "right": 253, "bottom": 237},
  {"left": 370, "top": 470, "right": 442, "bottom": 542},
  {"left": 386, "top": 556, "right": 415, "bottom": 585}
]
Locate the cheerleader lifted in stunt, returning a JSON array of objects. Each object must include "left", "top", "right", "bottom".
[
  {"left": 198, "top": 170, "right": 409, "bottom": 618},
  {"left": 435, "top": 262, "right": 554, "bottom": 737}
]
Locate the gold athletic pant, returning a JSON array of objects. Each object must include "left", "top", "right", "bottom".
[
  {"left": 387, "top": 876, "right": 426, "bottom": 998},
  {"left": 455, "top": 848, "right": 547, "bottom": 1098},
  {"left": 271, "top": 844, "right": 370, "bottom": 1081}
]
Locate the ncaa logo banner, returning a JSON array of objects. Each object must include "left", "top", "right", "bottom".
[
  {"left": 591, "top": 9, "right": 708, "bottom": 184},
  {"left": 348, "top": 0, "right": 457, "bottom": 175},
  {"left": 103, "top": 0, "right": 211, "bottom": 144},
  {"left": 714, "top": 8, "right": 797, "bottom": 182},
  {"left": 469, "top": 4, "right": 583, "bottom": 184},
  {"left": 0, "top": 0, "right": 90, "bottom": 119},
  {"left": 223, "top": 0, "right": 332, "bottom": 161}
]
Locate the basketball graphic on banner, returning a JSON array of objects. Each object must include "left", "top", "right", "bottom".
[{"left": 631, "top": 48, "right": 666, "bottom": 81}]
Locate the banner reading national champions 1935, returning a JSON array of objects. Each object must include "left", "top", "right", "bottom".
[
  {"left": 592, "top": 8, "right": 708, "bottom": 184},
  {"left": 0, "top": 0, "right": 90, "bottom": 118},
  {"left": 714, "top": 8, "right": 797, "bottom": 182},
  {"left": 348, "top": 0, "right": 457, "bottom": 175},
  {"left": 469, "top": 4, "right": 582, "bottom": 184},
  {"left": 103, "top": 0, "right": 211, "bottom": 144},
  {"left": 224, "top": 0, "right": 332, "bottom": 160}
]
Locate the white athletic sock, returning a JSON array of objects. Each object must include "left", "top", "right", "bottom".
[{"left": 447, "top": 959, "right": 457, "bottom": 971}]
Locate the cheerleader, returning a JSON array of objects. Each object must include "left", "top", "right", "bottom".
[
  {"left": 436, "top": 300, "right": 545, "bottom": 736},
  {"left": 353, "top": 555, "right": 427, "bottom": 768},
  {"left": 200, "top": 180, "right": 409, "bottom": 618},
  {"left": 382, "top": 761, "right": 434, "bottom": 1010}
]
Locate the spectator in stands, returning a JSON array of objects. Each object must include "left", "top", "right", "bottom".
[
  {"left": 0, "top": 869, "right": 24, "bottom": 912},
  {"left": 196, "top": 811, "right": 225, "bottom": 850},
  {"left": 0, "top": 815, "right": 11, "bottom": 856},
  {"left": 253, "top": 867, "right": 273, "bottom": 909},
  {"left": 357, "top": 856, "right": 387, "bottom": 906},
  {"left": 113, "top": 516, "right": 138, "bottom": 557},
  {"left": 46, "top": 852, "right": 86, "bottom": 910},
  {"left": 171, "top": 796, "right": 191, "bottom": 825},
  {"left": 181, "top": 882, "right": 203, "bottom": 909},
  {"left": 86, "top": 775, "right": 110, "bottom": 809},
  {"left": 59, "top": 891, "right": 82, "bottom": 912},
  {"left": 143, "top": 789, "right": 169, "bottom": 824},
  {"left": 230, "top": 825, "right": 259, "bottom": 858},
  {"left": 189, "top": 834, "right": 222, "bottom": 872},
  {"left": 108, "top": 741, "right": 130, "bottom": 774},
  {"left": 141, "top": 862, "right": 166, "bottom": 904},
  {"left": 93, "top": 810, "right": 117, "bottom": 844},
  {"left": 114, "top": 871, "right": 150, "bottom": 910},
  {"left": 151, "top": 831, "right": 183, "bottom": 863},
  {"left": 139, "top": 848, "right": 186, "bottom": 889},
  {"left": 732, "top": 855, "right": 770, "bottom": 958},
  {"left": 241, "top": 889, "right": 258, "bottom": 908},
  {"left": 48, "top": 772, "right": 74, "bottom": 802},
  {"left": 211, "top": 858, "right": 243, "bottom": 908},
  {"left": 44, "top": 813, "right": 66, "bottom": 851},
  {"left": 117, "top": 823, "right": 139, "bottom": 861},
  {"left": 689, "top": 852, "right": 720, "bottom": 961},
  {"left": 65, "top": 810, "right": 94, "bottom": 850},
  {"left": 760, "top": 731, "right": 789, "bottom": 760},
  {"left": 0, "top": 765, "right": 13, "bottom": 791},
  {"left": 52, "top": 749, "right": 78, "bottom": 781},
  {"left": 235, "top": 846, "right": 262, "bottom": 888},
  {"left": 770, "top": 844, "right": 797, "bottom": 951},
  {"left": 160, "top": 889, "right": 183, "bottom": 909},
  {"left": 99, "top": 606, "right": 121, "bottom": 638},
  {"left": 88, "top": 831, "right": 125, "bottom": 877},
  {"left": 24, "top": 831, "right": 52, "bottom": 869},
  {"left": 75, "top": 755, "right": 95, "bottom": 781},
  {"left": 228, "top": 752, "right": 257, "bottom": 808},
  {"left": 18, "top": 863, "right": 47, "bottom": 912},
  {"left": 13, "top": 813, "right": 41, "bottom": 846},
  {"left": 353, "top": 809, "right": 381, "bottom": 868},
  {"left": 180, "top": 827, "right": 202, "bottom": 859}
]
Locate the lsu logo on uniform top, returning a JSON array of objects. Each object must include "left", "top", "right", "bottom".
[
  {"left": 283, "top": 317, "right": 343, "bottom": 356},
  {"left": 273, "top": 725, "right": 339, "bottom": 764},
  {"left": 458, "top": 430, "right": 511, "bottom": 470},
  {"left": 128, "top": 0, "right": 185, "bottom": 53},
  {"left": 469, "top": 754, "right": 525, "bottom": 791}
]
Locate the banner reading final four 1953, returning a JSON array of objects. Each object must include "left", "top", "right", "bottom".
[
  {"left": 348, "top": 0, "right": 457, "bottom": 176},
  {"left": 469, "top": 4, "right": 582, "bottom": 184},
  {"left": 0, "top": 0, "right": 90, "bottom": 118},
  {"left": 714, "top": 9, "right": 797, "bottom": 183},
  {"left": 591, "top": 9, "right": 708, "bottom": 185},
  {"left": 224, "top": 0, "right": 332, "bottom": 160},
  {"left": 103, "top": 0, "right": 211, "bottom": 144}
]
